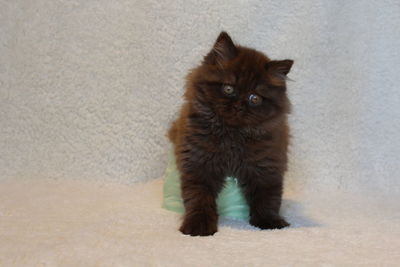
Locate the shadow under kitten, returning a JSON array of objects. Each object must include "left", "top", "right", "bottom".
[{"left": 219, "top": 199, "right": 320, "bottom": 231}]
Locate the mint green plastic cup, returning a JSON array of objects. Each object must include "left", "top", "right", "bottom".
[{"left": 162, "top": 149, "right": 250, "bottom": 221}]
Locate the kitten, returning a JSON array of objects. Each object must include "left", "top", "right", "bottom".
[{"left": 168, "top": 32, "right": 293, "bottom": 236}]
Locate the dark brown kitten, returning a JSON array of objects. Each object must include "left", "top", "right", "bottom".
[{"left": 168, "top": 32, "right": 293, "bottom": 236}]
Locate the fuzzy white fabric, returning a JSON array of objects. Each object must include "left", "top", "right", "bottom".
[
  {"left": 1, "top": 0, "right": 400, "bottom": 266},
  {"left": 0, "top": 178, "right": 399, "bottom": 266}
]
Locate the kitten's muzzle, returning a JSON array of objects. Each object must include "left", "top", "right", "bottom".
[{"left": 233, "top": 102, "right": 244, "bottom": 112}]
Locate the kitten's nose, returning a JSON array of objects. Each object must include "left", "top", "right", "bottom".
[{"left": 233, "top": 102, "right": 243, "bottom": 112}]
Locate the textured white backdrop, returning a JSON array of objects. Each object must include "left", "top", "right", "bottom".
[{"left": 1, "top": 0, "right": 399, "bottom": 195}]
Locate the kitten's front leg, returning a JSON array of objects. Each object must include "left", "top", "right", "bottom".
[
  {"left": 242, "top": 170, "right": 289, "bottom": 230},
  {"left": 179, "top": 172, "right": 223, "bottom": 236}
]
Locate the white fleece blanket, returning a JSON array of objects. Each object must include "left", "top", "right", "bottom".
[
  {"left": 1, "top": 0, "right": 400, "bottom": 266},
  {"left": 0, "top": 178, "right": 399, "bottom": 266}
]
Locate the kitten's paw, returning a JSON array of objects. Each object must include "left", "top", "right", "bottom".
[
  {"left": 179, "top": 213, "right": 217, "bottom": 236},
  {"left": 250, "top": 214, "right": 290, "bottom": 230}
]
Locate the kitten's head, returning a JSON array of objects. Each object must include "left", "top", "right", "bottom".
[{"left": 187, "top": 32, "right": 293, "bottom": 127}]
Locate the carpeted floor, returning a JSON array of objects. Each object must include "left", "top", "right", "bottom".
[{"left": 1, "top": 178, "right": 399, "bottom": 266}]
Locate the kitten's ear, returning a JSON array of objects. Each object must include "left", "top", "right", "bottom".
[
  {"left": 204, "top": 32, "right": 238, "bottom": 65},
  {"left": 266, "top": 59, "right": 294, "bottom": 78}
]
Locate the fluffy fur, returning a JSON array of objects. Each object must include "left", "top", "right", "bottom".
[{"left": 168, "top": 32, "right": 294, "bottom": 236}]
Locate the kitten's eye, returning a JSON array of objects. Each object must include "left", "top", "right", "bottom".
[
  {"left": 248, "top": 94, "right": 263, "bottom": 106},
  {"left": 222, "top": 85, "right": 235, "bottom": 96}
]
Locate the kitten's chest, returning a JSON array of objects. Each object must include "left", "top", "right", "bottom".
[
  {"left": 189, "top": 117, "right": 266, "bottom": 166},
  {"left": 207, "top": 126, "right": 250, "bottom": 166},
  {"left": 207, "top": 126, "right": 245, "bottom": 152},
  {"left": 203, "top": 132, "right": 244, "bottom": 175}
]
